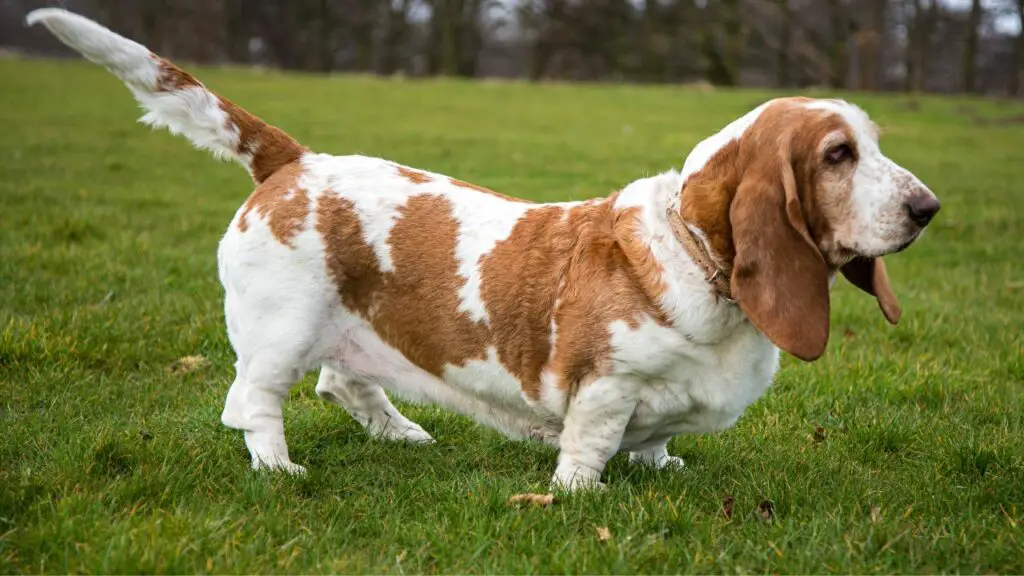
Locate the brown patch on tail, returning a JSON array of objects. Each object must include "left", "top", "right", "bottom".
[
  {"left": 154, "top": 58, "right": 304, "bottom": 184},
  {"left": 226, "top": 103, "right": 305, "bottom": 183},
  {"left": 236, "top": 163, "right": 309, "bottom": 246}
]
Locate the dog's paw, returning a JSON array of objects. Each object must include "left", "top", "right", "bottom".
[
  {"left": 396, "top": 426, "right": 435, "bottom": 444},
  {"left": 655, "top": 455, "right": 685, "bottom": 470},
  {"left": 629, "top": 450, "right": 685, "bottom": 470},
  {"left": 370, "top": 421, "right": 435, "bottom": 444},
  {"left": 252, "top": 458, "right": 307, "bottom": 476},
  {"left": 551, "top": 465, "right": 605, "bottom": 493}
]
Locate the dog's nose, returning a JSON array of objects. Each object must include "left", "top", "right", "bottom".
[{"left": 905, "top": 193, "right": 940, "bottom": 227}]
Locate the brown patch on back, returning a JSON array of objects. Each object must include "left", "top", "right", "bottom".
[
  {"left": 236, "top": 162, "right": 309, "bottom": 247},
  {"left": 396, "top": 166, "right": 432, "bottom": 184},
  {"left": 154, "top": 58, "right": 304, "bottom": 184},
  {"left": 449, "top": 178, "right": 532, "bottom": 203},
  {"left": 480, "top": 198, "right": 669, "bottom": 399},
  {"left": 545, "top": 201, "right": 668, "bottom": 396},
  {"left": 315, "top": 189, "right": 669, "bottom": 400},
  {"left": 479, "top": 205, "right": 567, "bottom": 398},
  {"left": 317, "top": 193, "right": 488, "bottom": 376}
]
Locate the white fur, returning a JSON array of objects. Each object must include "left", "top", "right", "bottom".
[
  {"left": 31, "top": 10, "right": 937, "bottom": 491},
  {"left": 26, "top": 9, "right": 248, "bottom": 174}
]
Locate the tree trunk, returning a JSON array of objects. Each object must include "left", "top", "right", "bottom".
[
  {"left": 904, "top": 0, "right": 922, "bottom": 91},
  {"left": 318, "top": 0, "right": 332, "bottom": 72},
  {"left": 722, "top": 0, "right": 743, "bottom": 86},
  {"left": 777, "top": 0, "right": 792, "bottom": 88},
  {"left": 437, "top": 0, "right": 460, "bottom": 76},
  {"left": 1011, "top": 0, "right": 1024, "bottom": 96},
  {"left": 380, "top": 0, "right": 411, "bottom": 75},
  {"left": 856, "top": 0, "right": 885, "bottom": 91},
  {"left": 350, "top": 0, "right": 375, "bottom": 73},
  {"left": 826, "top": 0, "right": 850, "bottom": 89},
  {"left": 962, "top": 0, "right": 983, "bottom": 93},
  {"left": 225, "top": 0, "right": 251, "bottom": 64}
]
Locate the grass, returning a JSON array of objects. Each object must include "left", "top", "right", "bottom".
[{"left": 1, "top": 57, "right": 1022, "bottom": 574}]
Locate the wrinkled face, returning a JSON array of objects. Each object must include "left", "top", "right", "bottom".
[{"left": 799, "top": 100, "right": 939, "bottom": 266}]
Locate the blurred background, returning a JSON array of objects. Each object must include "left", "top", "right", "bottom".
[{"left": 2, "top": 0, "right": 1021, "bottom": 96}]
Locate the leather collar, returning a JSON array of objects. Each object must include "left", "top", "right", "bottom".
[{"left": 665, "top": 207, "right": 734, "bottom": 302}]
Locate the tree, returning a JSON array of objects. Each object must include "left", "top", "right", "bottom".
[
  {"left": 777, "top": 0, "right": 793, "bottom": 87},
  {"left": 962, "top": 0, "right": 984, "bottom": 92},
  {"left": 904, "top": 0, "right": 938, "bottom": 92},
  {"left": 1012, "top": 0, "right": 1024, "bottom": 95},
  {"left": 854, "top": 0, "right": 887, "bottom": 90},
  {"left": 826, "top": 0, "right": 851, "bottom": 88}
]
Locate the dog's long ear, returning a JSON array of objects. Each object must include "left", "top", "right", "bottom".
[
  {"left": 840, "top": 257, "right": 901, "bottom": 324},
  {"left": 730, "top": 145, "right": 832, "bottom": 362}
]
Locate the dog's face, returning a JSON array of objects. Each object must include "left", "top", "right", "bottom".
[
  {"left": 793, "top": 100, "right": 939, "bottom": 266},
  {"left": 681, "top": 97, "right": 941, "bottom": 361}
]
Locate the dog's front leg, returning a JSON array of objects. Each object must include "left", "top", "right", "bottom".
[{"left": 551, "top": 375, "right": 637, "bottom": 491}]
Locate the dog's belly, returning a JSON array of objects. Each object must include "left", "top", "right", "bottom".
[{"left": 323, "top": 318, "right": 561, "bottom": 443}]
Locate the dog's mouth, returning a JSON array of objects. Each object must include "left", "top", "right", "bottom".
[
  {"left": 888, "top": 229, "right": 923, "bottom": 255},
  {"left": 839, "top": 229, "right": 923, "bottom": 261}
]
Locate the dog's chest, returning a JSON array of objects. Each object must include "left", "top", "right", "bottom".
[{"left": 613, "top": 318, "right": 780, "bottom": 448}]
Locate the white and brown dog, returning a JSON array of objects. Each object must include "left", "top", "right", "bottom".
[{"left": 29, "top": 9, "right": 939, "bottom": 490}]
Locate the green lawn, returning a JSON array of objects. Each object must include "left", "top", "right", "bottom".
[{"left": 1, "top": 57, "right": 1022, "bottom": 574}]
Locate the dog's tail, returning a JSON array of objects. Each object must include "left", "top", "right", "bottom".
[{"left": 25, "top": 8, "right": 304, "bottom": 183}]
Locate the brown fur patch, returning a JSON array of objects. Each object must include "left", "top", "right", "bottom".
[
  {"left": 480, "top": 198, "right": 668, "bottom": 399},
  {"left": 679, "top": 139, "right": 742, "bottom": 264},
  {"left": 317, "top": 193, "right": 488, "bottom": 376},
  {"left": 479, "top": 205, "right": 567, "bottom": 398},
  {"left": 613, "top": 207, "right": 669, "bottom": 310},
  {"left": 154, "top": 58, "right": 304, "bottom": 184},
  {"left": 544, "top": 200, "right": 668, "bottom": 396},
  {"left": 224, "top": 103, "right": 305, "bottom": 184},
  {"left": 397, "top": 166, "right": 432, "bottom": 184},
  {"left": 236, "top": 162, "right": 309, "bottom": 247},
  {"left": 449, "top": 178, "right": 532, "bottom": 203},
  {"left": 315, "top": 190, "right": 669, "bottom": 400}
]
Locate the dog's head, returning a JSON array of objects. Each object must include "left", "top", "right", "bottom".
[{"left": 680, "top": 97, "right": 939, "bottom": 361}]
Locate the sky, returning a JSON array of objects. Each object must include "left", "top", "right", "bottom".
[{"left": 943, "top": 0, "right": 1021, "bottom": 34}]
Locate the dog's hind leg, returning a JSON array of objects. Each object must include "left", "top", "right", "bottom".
[
  {"left": 221, "top": 351, "right": 309, "bottom": 474},
  {"left": 315, "top": 366, "right": 434, "bottom": 444},
  {"left": 219, "top": 283, "right": 321, "bottom": 474}
]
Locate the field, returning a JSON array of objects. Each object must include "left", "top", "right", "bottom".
[{"left": 1, "top": 57, "right": 1022, "bottom": 573}]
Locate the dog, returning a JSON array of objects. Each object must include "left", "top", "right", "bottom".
[{"left": 28, "top": 9, "right": 938, "bottom": 490}]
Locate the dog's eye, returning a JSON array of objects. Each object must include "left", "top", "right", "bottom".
[{"left": 825, "top": 143, "right": 853, "bottom": 164}]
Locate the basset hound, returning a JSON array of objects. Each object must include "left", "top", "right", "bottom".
[{"left": 29, "top": 9, "right": 939, "bottom": 490}]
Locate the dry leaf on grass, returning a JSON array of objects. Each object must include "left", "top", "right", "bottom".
[
  {"left": 595, "top": 526, "right": 612, "bottom": 541},
  {"left": 168, "top": 355, "right": 207, "bottom": 374},
  {"left": 758, "top": 500, "right": 775, "bottom": 523},
  {"left": 508, "top": 493, "right": 557, "bottom": 507},
  {"left": 870, "top": 505, "right": 881, "bottom": 523},
  {"left": 722, "top": 496, "right": 735, "bottom": 521}
]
